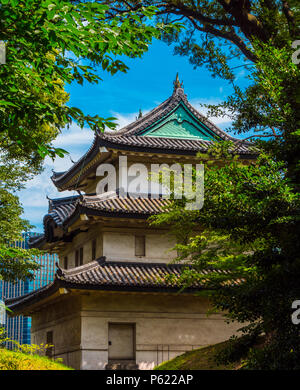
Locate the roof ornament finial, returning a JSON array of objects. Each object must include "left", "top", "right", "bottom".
[
  {"left": 46, "top": 194, "right": 53, "bottom": 204},
  {"left": 136, "top": 108, "right": 143, "bottom": 120},
  {"left": 69, "top": 156, "right": 76, "bottom": 164},
  {"left": 173, "top": 72, "right": 184, "bottom": 92},
  {"left": 55, "top": 262, "right": 64, "bottom": 276}
]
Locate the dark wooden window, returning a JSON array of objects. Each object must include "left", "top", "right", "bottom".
[
  {"left": 75, "top": 248, "right": 83, "bottom": 267},
  {"left": 79, "top": 247, "right": 83, "bottom": 266},
  {"left": 46, "top": 331, "right": 53, "bottom": 358},
  {"left": 64, "top": 256, "right": 68, "bottom": 269},
  {"left": 92, "top": 239, "right": 96, "bottom": 261},
  {"left": 75, "top": 250, "right": 79, "bottom": 267},
  {"left": 135, "top": 235, "right": 145, "bottom": 257}
]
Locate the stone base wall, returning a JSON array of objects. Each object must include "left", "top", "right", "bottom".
[
  {"left": 31, "top": 291, "right": 240, "bottom": 370},
  {"left": 80, "top": 314, "right": 238, "bottom": 370}
]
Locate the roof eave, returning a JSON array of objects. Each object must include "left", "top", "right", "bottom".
[
  {"left": 6, "top": 278, "right": 205, "bottom": 315},
  {"left": 97, "top": 136, "right": 257, "bottom": 159},
  {"left": 5, "top": 279, "right": 62, "bottom": 316},
  {"left": 64, "top": 204, "right": 153, "bottom": 233}
]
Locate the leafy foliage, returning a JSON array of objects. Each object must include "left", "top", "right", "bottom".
[
  {"left": 151, "top": 139, "right": 300, "bottom": 368},
  {"left": 0, "top": 0, "right": 181, "bottom": 283},
  {"left": 0, "top": 159, "right": 42, "bottom": 281},
  {"left": 0, "top": 0, "right": 180, "bottom": 160},
  {"left": 104, "top": 1, "right": 299, "bottom": 78},
  {"left": 204, "top": 41, "right": 300, "bottom": 183},
  {"left": 0, "top": 327, "right": 71, "bottom": 369},
  {"left": 142, "top": 0, "right": 300, "bottom": 370},
  {"left": 0, "top": 327, "right": 50, "bottom": 354},
  {"left": 214, "top": 332, "right": 260, "bottom": 367}
]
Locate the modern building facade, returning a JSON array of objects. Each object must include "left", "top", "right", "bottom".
[
  {"left": 6, "top": 78, "right": 256, "bottom": 369},
  {"left": 0, "top": 232, "right": 57, "bottom": 347}
]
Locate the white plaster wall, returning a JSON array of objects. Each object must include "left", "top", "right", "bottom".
[
  {"left": 79, "top": 292, "right": 241, "bottom": 370},
  {"left": 103, "top": 232, "right": 176, "bottom": 263},
  {"left": 59, "top": 227, "right": 103, "bottom": 269},
  {"left": 30, "top": 291, "right": 241, "bottom": 370},
  {"left": 81, "top": 350, "right": 108, "bottom": 370},
  {"left": 88, "top": 158, "right": 186, "bottom": 197},
  {"left": 103, "top": 232, "right": 134, "bottom": 259},
  {"left": 30, "top": 296, "right": 82, "bottom": 368},
  {"left": 58, "top": 224, "right": 177, "bottom": 268},
  {"left": 56, "top": 350, "right": 82, "bottom": 369},
  {"left": 80, "top": 314, "right": 238, "bottom": 370}
]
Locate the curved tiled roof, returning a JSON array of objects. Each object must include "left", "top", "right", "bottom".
[
  {"left": 29, "top": 192, "right": 170, "bottom": 248},
  {"left": 47, "top": 195, "right": 80, "bottom": 226},
  {"left": 32, "top": 196, "right": 80, "bottom": 244},
  {"left": 80, "top": 193, "right": 170, "bottom": 215},
  {"left": 104, "top": 88, "right": 229, "bottom": 139},
  {"left": 97, "top": 133, "right": 252, "bottom": 155},
  {"left": 58, "top": 257, "right": 203, "bottom": 289},
  {"left": 51, "top": 87, "right": 256, "bottom": 190},
  {"left": 5, "top": 257, "right": 209, "bottom": 314},
  {"left": 51, "top": 135, "right": 100, "bottom": 189}
]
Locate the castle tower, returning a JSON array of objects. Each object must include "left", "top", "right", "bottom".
[{"left": 6, "top": 79, "right": 254, "bottom": 370}]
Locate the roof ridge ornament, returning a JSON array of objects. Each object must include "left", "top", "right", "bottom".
[
  {"left": 136, "top": 108, "right": 143, "bottom": 120},
  {"left": 69, "top": 156, "right": 76, "bottom": 164},
  {"left": 173, "top": 72, "right": 184, "bottom": 92},
  {"left": 55, "top": 262, "right": 64, "bottom": 277}
]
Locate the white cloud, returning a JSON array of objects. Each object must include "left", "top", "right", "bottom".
[
  {"left": 111, "top": 112, "right": 137, "bottom": 130},
  {"left": 189, "top": 98, "right": 232, "bottom": 128},
  {"left": 235, "top": 69, "right": 246, "bottom": 81},
  {"left": 110, "top": 109, "right": 151, "bottom": 131},
  {"left": 18, "top": 127, "right": 84, "bottom": 229},
  {"left": 53, "top": 123, "right": 95, "bottom": 147}
]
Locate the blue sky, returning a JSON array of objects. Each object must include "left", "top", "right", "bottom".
[{"left": 18, "top": 39, "right": 248, "bottom": 232}]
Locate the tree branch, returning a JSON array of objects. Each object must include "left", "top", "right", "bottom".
[
  {"left": 187, "top": 16, "right": 257, "bottom": 62},
  {"left": 216, "top": 0, "right": 268, "bottom": 42},
  {"left": 159, "top": 1, "right": 238, "bottom": 27},
  {"left": 281, "top": 0, "right": 298, "bottom": 38}
]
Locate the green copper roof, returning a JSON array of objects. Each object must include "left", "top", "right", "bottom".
[{"left": 141, "top": 103, "right": 219, "bottom": 141}]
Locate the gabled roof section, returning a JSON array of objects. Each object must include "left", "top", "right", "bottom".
[
  {"left": 29, "top": 192, "right": 171, "bottom": 249},
  {"left": 48, "top": 195, "right": 80, "bottom": 224},
  {"left": 51, "top": 134, "right": 101, "bottom": 191},
  {"left": 141, "top": 103, "right": 218, "bottom": 140},
  {"left": 51, "top": 79, "right": 256, "bottom": 191},
  {"left": 99, "top": 86, "right": 229, "bottom": 140}
]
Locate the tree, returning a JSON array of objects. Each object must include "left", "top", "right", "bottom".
[
  {"left": 119, "top": 0, "right": 300, "bottom": 368},
  {"left": 104, "top": 1, "right": 299, "bottom": 75},
  {"left": 0, "top": 0, "right": 181, "bottom": 281},
  {"left": 0, "top": 0, "right": 179, "bottom": 160},
  {"left": 204, "top": 39, "right": 300, "bottom": 184},
  {"left": 105, "top": 1, "right": 300, "bottom": 175},
  {"left": 151, "top": 141, "right": 300, "bottom": 369},
  {"left": 0, "top": 158, "right": 41, "bottom": 282},
  {"left": 0, "top": 58, "right": 69, "bottom": 281}
]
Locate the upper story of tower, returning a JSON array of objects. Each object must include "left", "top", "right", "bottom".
[
  {"left": 51, "top": 75, "right": 255, "bottom": 194},
  {"left": 29, "top": 77, "right": 256, "bottom": 254}
]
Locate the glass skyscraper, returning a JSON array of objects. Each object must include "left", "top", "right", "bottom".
[{"left": 0, "top": 232, "right": 57, "bottom": 347}]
